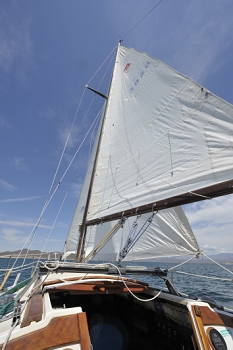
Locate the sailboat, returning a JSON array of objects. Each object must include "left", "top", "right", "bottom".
[{"left": 1, "top": 42, "right": 233, "bottom": 350}]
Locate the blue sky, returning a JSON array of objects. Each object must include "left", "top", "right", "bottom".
[{"left": 0, "top": 0, "right": 233, "bottom": 255}]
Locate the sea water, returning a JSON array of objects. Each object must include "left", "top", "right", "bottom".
[{"left": 0, "top": 258, "right": 232, "bottom": 309}]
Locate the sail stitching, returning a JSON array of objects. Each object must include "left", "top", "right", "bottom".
[{"left": 168, "top": 130, "right": 174, "bottom": 176}]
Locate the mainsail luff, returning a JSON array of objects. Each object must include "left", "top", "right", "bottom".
[{"left": 75, "top": 43, "right": 120, "bottom": 262}]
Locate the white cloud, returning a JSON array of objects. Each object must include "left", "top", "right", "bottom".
[
  {"left": 183, "top": 195, "right": 233, "bottom": 253},
  {"left": 39, "top": 105, "right": 56, "bottom": 120},
  {"left": 0, "top": 178, "right": 16, "bottom": 191},
  {"left": 1, "top": 227, "right": 28, "bottom": 245},
  {"left": 184, "top": 196, "right": 233, "bottom": 226},
  {"left": 69, "top": 182, "right": 82, "bottom": 198},
  {"left": 0, "top": 219, "right": 50, "bottom": 229},
  {"left": 0, "top": 196, "right": 43, "bottom": 203}
]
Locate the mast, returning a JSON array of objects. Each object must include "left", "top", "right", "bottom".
[{"left": 75, "top": 42, "right": 121, "bottom": 262}]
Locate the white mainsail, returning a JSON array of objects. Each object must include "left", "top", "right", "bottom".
[
  {"left": 64, "top": 89, "right": 200, "bottom": 261},
  {"left": 86, "top": 46, "right": 233, "bottom": 223}
]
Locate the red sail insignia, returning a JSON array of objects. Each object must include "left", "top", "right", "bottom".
[{"left": 123, "top": 63, "right": 131, "bottom": 73}]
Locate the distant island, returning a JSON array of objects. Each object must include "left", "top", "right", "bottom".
[
  {"left": 0, "top": 249, "right": 64, "bottom": 260},
  {"left": 0, "top": 250, "right": 233, "bottom": 264}
]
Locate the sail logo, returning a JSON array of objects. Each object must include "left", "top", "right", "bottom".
[
  {"left": 123, "top": 63, "right": 131, "bottom": 73},
  {"left": 128, "top": 61, "right": 151, "bottom": 94}
]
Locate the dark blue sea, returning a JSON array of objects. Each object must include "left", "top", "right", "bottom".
[{"left": 0, "top": 258, "right": 232, "bottom": 309}]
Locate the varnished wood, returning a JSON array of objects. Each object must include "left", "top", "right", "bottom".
[
  {"left": 190, "top": 305, "right": 233, "bottom": 350},
  {"left": 43, "top": 274, "right": 149, "bottom": 286},
  {"left": 47, "top": 280, "right": 148, "bottom": 295},
  {"left": 21, "top": 294, "right": 43, "bottom": 328},
  {"left": 191, "top": 306, "right": 211, "bottom": 350},
  {"left": 197, "top": 306, "right": 233, "bottom": 327},
  {"left": 21, "top": 278, "right": 43, "bottom": 328},
  {"left": 0, "top": 313, "right": 91, "bottom": 350},
  {"left": 77, "top": 312, "right": 91, "bottom": 350}
]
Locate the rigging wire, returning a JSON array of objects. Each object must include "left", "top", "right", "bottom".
[
  {"left": 20, "top": 40, "right": 116, "bottom": 261},
  {"left": 18, "top": 0, "right": 166, "bottom": 265},
  {"left": 174, "top": 270, "right": 233, "bottom": 282},
  {"left": 122, "top": 0, "right": 164, "bottom": 39},
  {"left": 86, "top": 45, "right": 117, "bottom": 87},
  {"left": 203, "top": 253, "right": 233, "bottom": 276},
  {"left": 10, "top": 105, "right": 102, "bottom": 271}
]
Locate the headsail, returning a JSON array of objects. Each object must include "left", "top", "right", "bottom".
[
  {"left": 65, "top": 202, "right": 200, "bottom": 262},
  {"left": 64, "top": 113, "right": 103, "bottom": 254},
  {"left": 81, "top": 207, "right": 200, "bottom": 262},
  {"left": 85, "top": 45, "right": 233, "bottom": 225}
]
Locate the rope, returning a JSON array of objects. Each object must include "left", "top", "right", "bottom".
[
  {"left": 107, "top": 263, "right": 166, "bottom": 302},
  {"left": 203, "top": 253, "right": 233, "bottom": 276},
  {"left": 169, "top": 255, "right": 197, "bottom": 270},
  {"left": 42, "top": 263, "right": 166, "bottom": 303},
  {"left": 42, "top": 260, "right": 60, "bottom": 271},
  {"left": 174, "top": 270, "right": 233, "bottom": 282}
]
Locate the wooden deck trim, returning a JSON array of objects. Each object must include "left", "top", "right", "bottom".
[
  {"left": 77, "top": 312, "right": 91, "bottom": 350},
  {"left": 198, "top": 306, "right": 233, "bottom": 327},
  {"left": 21, "top": 278, "right": 43, "bottom": 328},
  {"left": 21, "top": 294, "right": 43, "bottom": 328},
  {"left": 43, "top": 274, "right": 149, "bottom": 286},
  {"left": 0, "top": 313, "right": 91, "bottom": 350},
  {"left": 47, "top": 280, "right": 148, "bottom": 295},
  {"left": 190, "top": 305, "right": 233, "bottom": 350},
  {"left": 191, "top": 306, "right": 211, "bottom": 350}
]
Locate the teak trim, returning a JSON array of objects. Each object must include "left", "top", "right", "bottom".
[
  {"left": 0, "top": 313, "right": 91, "bottom": 350},
  {"left": 21, "top": 278, "right": 43, "bottom": 328}
]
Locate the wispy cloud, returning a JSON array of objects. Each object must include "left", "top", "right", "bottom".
[
  {"left": 10, "top": 157, "right": 29, "bottom": 171},
  {"left": 69, "top": 182, "right": 82, "bottom": 198},
  {"left": 0, "top": 219, "right": 51, "bottom": 229},
  {"left": 0, "top": 196, "right": 43, "bottom": 203},
  {"left": 0, "top": 178, "right": 16, "bottom": 191},
  {"left": 39, "top": 105, "right": 56, "bottom": 120},
  {"left": 184, "top": 196, "right": 233, "bottom": 227},
  {"left": 1, "top": 227, "right": 28, "bottom": 245},
  {"left": 184, "top": 195, "right": 233, "bottom": 253},
  {"left": 0, "top": 8, "right": 34, "bottom": 87}
]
